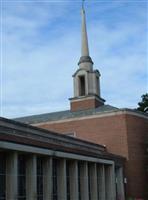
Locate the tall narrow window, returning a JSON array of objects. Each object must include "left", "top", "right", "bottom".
[
  {"left": 115, "top": 167, "right": 118, "bottom": 197},
  {"left": 78, "top": 162, "right": 81, "bottom": 200},
  {"left": 18, "top": 155, "right": 26, "bottom": 200},
  {"left": 37, "top": 157, "right": 43, "bottom": 200},
  {"left": 66, "top": 161, "right": 70, "bottom": 200},
  {"left": 0, "top": 154, "right": 6, "bottom": 200},
  {"left": 79, "top": 76, "right": 86, "bottom": 96},
  {"left": 53, "top": 159, "right": 58, "bottom": 200},
  {"left": 88, "top": 163, "right": 91, "bottom": 200},
  {"left": 96, "top": 76, "right": 99, "bottom": 95}
]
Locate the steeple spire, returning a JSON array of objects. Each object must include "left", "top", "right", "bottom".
[
  {"left": 69, "top": 1, "right": 105, "bottom": 112},
  {"left": 81, "top": 7, "right": 89, "bottom": 57},
  {"left": 78, "top": 2, "right": 93, "bottom": 66}
]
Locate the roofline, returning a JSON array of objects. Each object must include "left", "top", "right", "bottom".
[
  {"left": 0, "top": 116, "right": 105, "bottom": 150},
  {"left": 120, "top": 108, "right": 148, "bottom": 119},
  {"left": 29, "top": 108, "right": 148, "bottom": 126},
  {"left": 14, "top": 109, "right": 70, "bottom": 121},
  {"left": 0, "top": 117, "right": 125, "bottom": 163}
]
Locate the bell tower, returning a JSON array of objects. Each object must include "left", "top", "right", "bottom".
[{"left": 69, "top": 6, "right": 105, "bottom": 112}]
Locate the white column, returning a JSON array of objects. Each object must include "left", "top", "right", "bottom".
[
  {"left": 89, "top": 163, "right": 98, "bottom": 200},
  {"left": 57, "top": 159, "right": 67, "bottom": 200},
  {"left": 98, "top": 164, "right": 105, "bottom": 200},
  {"left": 69, "top": 160, "right": 79, "bottom": 200},
  {"left": 105, "top": 164, "right": 116, "bottom": 200},
  {"left": 43, "top": 157, "right": 53, "bottom": 200},
  {"left": 116, "top": 167, "right": 125, "bottom": 200},
  {"left": 6, "top": 152, "right": 18, "bottom": 200},
  {"left": 26, "top": 154, "right": 37, "bottom": 200},
  {"left": 80, "top": 161, "right": 89, "bottom": 200}
]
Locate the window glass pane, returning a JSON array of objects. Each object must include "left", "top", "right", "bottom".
[
  {"left": 0, "top": 154, "right": 6, "bottom": 200},
  {"left": 88, "top": 163, "right": 91, "bottom": 200},
  {"left": 78, "top": 162, "right": 81, "bottom": 200},
  {"left": 37, "top": 157, "right": 43, "bottom": 200},
  {"left": 18, "top": 155, "right": 26, "bottom": 200},
  {"left": 66, "top": 161, "right": 70, "bottom": 200},
  {"left": 53, "top": 159, "right": 58, "bottom": 200}
]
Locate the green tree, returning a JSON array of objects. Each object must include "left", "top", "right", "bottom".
[{"left": 137, "top": 93, "right": 148, "bottom": 112}]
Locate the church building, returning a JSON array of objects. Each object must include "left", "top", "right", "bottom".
[{"left": 0, "top": 5, "right": 148, "bottom": 200}]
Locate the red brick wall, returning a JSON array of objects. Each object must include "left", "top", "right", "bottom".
[
  {"left": 70, "top": 98, "right": 103, "bottom": 111},
  {"left": 124, "top": 115, "right": 148, "bottom": 198},
  {"left": 37, "top": 114, "right": 128, "bottom": 157},
  {"left": 35, "top": 112, "right": 148, "bottom": 198}
]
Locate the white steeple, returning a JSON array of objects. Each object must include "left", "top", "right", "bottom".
[
  {"left": 78, "top": 5, "right": 93, "bottom": 69},
  {"left": 81, "top": 8, "right": 89, "bottom": 57},
  {"left": 69, "top": 3, "right": 105, "bottom": 112}
]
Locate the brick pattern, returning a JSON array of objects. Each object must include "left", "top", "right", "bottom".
[
  {"left": 37, "top": 114, "right": 128, "bottom": 157},
  {"left": 70, "top": 98, "right": 104, "bottom": 111},
  {"left": 124, "top": 115, "right": 148, "bottom": 198},
  {"left": 36, "top": 113, "right": 148, "bottom": 198}
]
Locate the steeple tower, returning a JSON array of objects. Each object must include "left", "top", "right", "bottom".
[
  {"left": 69, "top": 5, "right": 105, "bottom": 112},
  {"left": 81, "top": 8, "right": 89, "bottom": 56},
  {"left": 78, "top": 7, "right": 93, "bottom": 69}
]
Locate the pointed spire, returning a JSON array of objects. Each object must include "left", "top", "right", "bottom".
[
  {"left": 78, "top": 2, "right": 93, "bottom": 66},
  {"left": 81, "top": 7, "right": 89, "bottom": 57}
]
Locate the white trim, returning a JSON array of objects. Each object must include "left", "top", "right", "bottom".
[
  {"left": 55, "top": 151, "right": 114, "bottom": 164},
  {"left": 0, "top": 141, "right": 114, "bottom": 164},
  {"left": 64, "top": 132, "right": 76, "bottom": 137},
  {"left": 70, "top": 95, "right": 104, "bottom": 103}
]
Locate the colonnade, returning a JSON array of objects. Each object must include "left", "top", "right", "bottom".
[{"left": 0, "top": 151, "right": 125, "bottom": 200}]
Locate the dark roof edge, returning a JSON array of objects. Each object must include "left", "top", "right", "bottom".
[
  {"left": 0, "top": 117, "right": 125, "bottom": 164},
  {"left": 12, "top": 106, "right": 148, "bottom": 126},
  {"left": 0, "top": 117, "right": 106, "bottom": 150},
  {"left": 14, "top": 109, "right": 70, "bottom": 121},
  {"left": 13, "top": 104, "right": 118, "bottom": 122}
]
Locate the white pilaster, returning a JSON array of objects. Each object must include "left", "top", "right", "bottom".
[
  {"left": 43, "top": 157, "right": 53, "bottom": 200},
  {"left": 26, "top": 154, "right": 37, "bottom": 200},
  {"left": 89, "top": 163, "right": 98, "bottom": 200},
  {"left": 69, "top": 160, "right": 79, "bottom": 200},
  {"left": 6, "top": 152, "right": 18, "bottom": 200},
  {"left": 57, "top": 159, "right": 67, "bottom": 200},
  {"left": 80, "top": 161, "right": 89, "bottom": 200},
  {"left": 105, "top": 164, "right": 116, "bottom": 200},
  {"left": 98, "top": 164, "right": 105, "bottom": 200},
  {"left": 116, "top": 167, "right": 125, "bottom": 200}
]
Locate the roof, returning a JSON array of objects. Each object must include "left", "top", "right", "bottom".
[
  {"left": 14, "top": 104, "right": 119, "bottom": 124},
  {"left": 14, "top": 104, "right": 148, "bottom": 125},
  {"left": 0, "top": 117, "right": 125, "bottom": 164}
]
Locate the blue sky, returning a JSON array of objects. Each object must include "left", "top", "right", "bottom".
[{"left": 1, "top": 0, "right": 147, "bottom": 118}]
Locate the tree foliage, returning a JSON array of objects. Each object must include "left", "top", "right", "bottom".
[{"left": 137, "top": 93, "right": 148, "bottom": 113}]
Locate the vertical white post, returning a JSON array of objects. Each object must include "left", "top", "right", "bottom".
[
  {"left": 57, "top": 159, "right": 67, "bottom": 200},
  {"left": 26, "top": 154, "right": 37, "bottom": 200},
  {"left": 69, "top": 160, "right": 79, "bottom": 200},
  {"left": 105, "top": 164, "right": 116, "bottom": 200},
  {"left": 89, "top": 163, "right": 98, "bottom": 200},
  {"left": 6, "top": 152, "right": 18, "bottom": 200},
  {"left": 43, "top": 157, "right": 53, "bottom": 200},
  {"left": 98, "top": 164, "right": 105, "bottom": 200},
  {"left": 80, "top": 161, "right": 89, "bottom": 200},
  {"left": 116, "top": 167, "right": 125, "bottom": 200}
]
